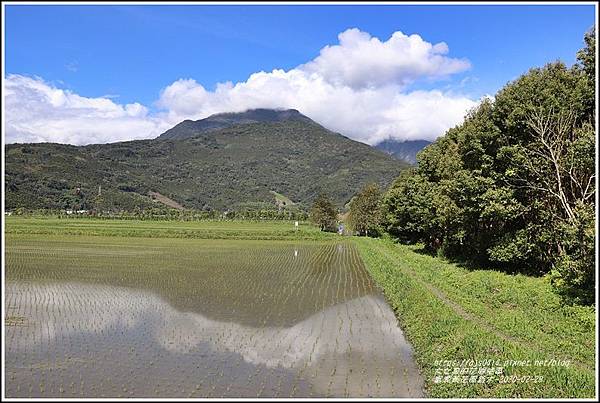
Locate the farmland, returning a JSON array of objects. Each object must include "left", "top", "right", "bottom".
[
  {"left": 3, "top": 217, "right": 595, "bottom": 398},
  {"left": 4, "top": 217, "right": 423, "bottom": 398},
  {"left": 4, "top": 216, "right": 332, "bottom": 240}
]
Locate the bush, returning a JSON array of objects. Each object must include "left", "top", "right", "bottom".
[{"left": 550, "top": 202, "right": 595, "bottom": 305}]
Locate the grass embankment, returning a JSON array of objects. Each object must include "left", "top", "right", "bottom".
[
  {"left": 354, "top": 237, "right": 595, "bottom": 398},
  {"left": 4, "top": 216, "right": 336, "bottom": 241}
]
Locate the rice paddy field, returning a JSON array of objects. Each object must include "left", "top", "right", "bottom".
[
  {"left": 3, "top": 217, "right": 596, "bottom": 398},
  {"left": 4, "top": 217, "right": 423, "bottom": 398}
]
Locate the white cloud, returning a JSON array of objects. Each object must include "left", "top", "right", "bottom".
[
  {"left": 299, "top": 28, "right": 470, "bottom": 89},
  {"left": 9, "top": 281, "right": 422, "bottom": 397},
  {"left": 65, "top": 61, "right": 79, "bottom": 73},
  {"left": 5, "top": 28, "right": 478, "bottom": 145},
  {"left": 156, "top": 69, "right": 476, "bottom": 144},
  {"left": 4, "top": 74, "right": 169, "bottom": 145}
]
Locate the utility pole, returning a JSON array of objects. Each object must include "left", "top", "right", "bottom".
[{"left": 98, "top": 184, "right": 102, "bottom": 196}]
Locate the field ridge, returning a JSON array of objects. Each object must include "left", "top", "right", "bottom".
[
  {"left": 366, "top": 238, "right": 593, "bottom": 372},
  {"left": 354, "top": 237, "right": 595, "bottom": 398}
]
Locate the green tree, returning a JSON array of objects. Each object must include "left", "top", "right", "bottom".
[
  {"left": 550, "top": 201, "right": 595, "bottom": 305},
  {"left": 311, "top": 193, "right": 338, "bottom": 231},
  {"left": 348, "top": 183, "right": 383, "bottom": 237},
  {"left": 577, "top": 27, "right": 596, "bottom": 81},
  {"left": 381, "top": 29, "right": 596, "bottom": 302}
]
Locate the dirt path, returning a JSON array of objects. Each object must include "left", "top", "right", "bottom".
[{"left": 372, "top": 242, "right": 592, "bottom": 372}]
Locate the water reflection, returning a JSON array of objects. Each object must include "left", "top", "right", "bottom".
[
  {"left": 6, "top": 281, "right": 423, "bottom": 398},
  {"left": 5, "top": 240, "right": 424, "bottom": 397},
  {"left": 6, "top": 241, "right": 374, "bottom": 328}
]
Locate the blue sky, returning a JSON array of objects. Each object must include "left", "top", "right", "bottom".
[{"left": 4, "top": 3, "right": 596, "bottom": 145}]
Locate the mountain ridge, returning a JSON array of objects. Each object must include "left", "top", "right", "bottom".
[
  {"left": 374, "top": 139, "right": 432, "bottom": 164},
  {"left": 158, "top": 108, "right": 315, "bottom": 140},
  {"left": 6, "top": 111, "right": 409, "bottom": 212}
]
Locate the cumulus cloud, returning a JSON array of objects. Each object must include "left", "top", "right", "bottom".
[
  {"left": 5, "top": 28, "right": 478, "bottom": 145},
  {"left": 157, "top": 70, "right": 476, "bottom": 144},
  {"left": 4, "top": 74, "right": 170, "bottom": 145},
  {"left": 300, "top": 28, "right": 470, "bottom": 89}
]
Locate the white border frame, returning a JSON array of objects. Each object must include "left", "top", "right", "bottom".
[{"left": 1, "top": 1, "right": 598, "bottom": 401}]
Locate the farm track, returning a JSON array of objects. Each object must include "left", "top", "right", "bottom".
[
  {"left": 5, "top": 234, "right": 424, "bottom": 398},
  {"left": 367, "top": 240, "right": 593, "bottom": 372}
]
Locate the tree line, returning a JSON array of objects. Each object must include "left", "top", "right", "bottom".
[
  {"left": 9, "top": 207, "right": 310, "bottom": 221},
  {"left": 312, "top": 28, "right": 596, "bottom": 305}
]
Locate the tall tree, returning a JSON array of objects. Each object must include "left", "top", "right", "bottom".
[
  {"left": 381, "top": 29, "right": 596, "bottom": 303},
  {"left": 311, "top": 193, "right": 338, "bottom": 231},
  {"left": 349, "top": 183, "right": 383, "bottom": 237}
]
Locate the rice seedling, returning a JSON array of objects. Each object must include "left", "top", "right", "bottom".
[{"left": 5, "top": 219, "right": 423, "bottom": 397}]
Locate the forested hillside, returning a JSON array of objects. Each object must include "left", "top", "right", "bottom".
[{"left": 6, "top": 116, "right": 408, "bottom": 212}]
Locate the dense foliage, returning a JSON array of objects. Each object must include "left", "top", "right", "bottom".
[
  {"left": 311, "top": 193, "right": 338, "bottom": 231},
  {"left": 381, "top": 29, "right": 596, "bottom": 304},
  {"left": 348, "top": 183, "right": 383, "bottom": 236}
]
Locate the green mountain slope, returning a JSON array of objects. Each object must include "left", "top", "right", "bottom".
[
  {"left": 158, "top": 108, "right": 313, "bottom": 140},
  {"left": 6, "top": 112, "right": 408, "bottom": 212}
]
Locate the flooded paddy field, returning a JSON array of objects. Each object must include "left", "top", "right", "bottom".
[{"left": 5, "top": 232, "right": 423, "bottom": 398}]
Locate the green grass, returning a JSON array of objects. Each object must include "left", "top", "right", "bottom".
[
  {"left": 353, "top": 237, "right": 595, "bottom": 398},
  {"left": 4, "top": 216, "right": 337, "bottom": 240}
]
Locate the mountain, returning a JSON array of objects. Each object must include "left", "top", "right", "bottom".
[
  {"left": 5, "top": 110, "right": 409, "bottom": 212},
  {"left": 158, "top": 108, "right": 313, "bottom": 140},
  {"left": 374, "top": 139, "right": 432, "bottom": 164}
]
